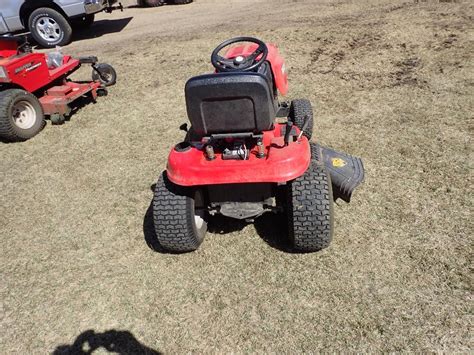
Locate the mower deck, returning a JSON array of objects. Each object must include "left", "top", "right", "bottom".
[
  {"left": 167, "top": 124, "right": 311, "bottom": 186},
  {"left": 39, "top": 81, "right": 101, "bottom": 116}
]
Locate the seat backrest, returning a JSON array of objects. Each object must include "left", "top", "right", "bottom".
[{"left": 185, "top": 72, "right": 276, "bottom": 136}]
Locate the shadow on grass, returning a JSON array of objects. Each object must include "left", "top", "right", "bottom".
[
  {"left": 66, "top": 90, "right": 106, "bottom": 119},
  {"left": 143, "top": 192, "right": 294, "bottom": 253},
  {"left": 254, "top": 212, "right": 294, "bottom": 253},
  {"left": 72, "top": 17, "right": 134, "bottom": 43},
  {"left": 53, "top": 329, "right": 161, "bottom": 354},
  {"left": 208, "top": 213, "right": 295, "bottom": 252}
]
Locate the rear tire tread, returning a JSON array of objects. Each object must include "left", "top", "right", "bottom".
[
  {"left": 152, "top": 172, "right": 205, "bottom": 252},
  {"left": 287, "top": 161, "right": 334, "bottom": 252}
]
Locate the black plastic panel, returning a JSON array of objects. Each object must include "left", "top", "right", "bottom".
[{"left": 185, "top": 72, "right": 276, "bottom": 136}]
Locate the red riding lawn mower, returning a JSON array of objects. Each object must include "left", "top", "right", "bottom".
[
  {"left": 0, "top": 36, "right": 116, "bottom": 142},
  {"left": 153, "top": 37, "right": 365, "bottom": 253}
]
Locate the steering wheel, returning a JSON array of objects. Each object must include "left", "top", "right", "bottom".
[{"left": 211, "top": 37, "right": 269, "bottom": 72}]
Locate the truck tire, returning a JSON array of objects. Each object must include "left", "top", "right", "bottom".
[
  {"left": 289, "top": 99, "right": 313, "bottom": 140},
  {"left": 286, "top": 159, "right": 334, "bottom": 252},
  {"left": 153, "top": 172, "right": 207, "bottom": 252},
  {"left": 28, "top": 7, "right": 72, "bottom": 48},
  {"left": 0, "top": 89, "right": 45, "bottom": 142},
  {"left": 72, "top": 14, "right": 95, "bottom": 29},
  {"left": 142, "top": 0, "right": 165, "bottom": 7}
]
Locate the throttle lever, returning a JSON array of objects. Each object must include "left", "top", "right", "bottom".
[
  {"left": 284, "top": 121, "right": 293, "bottom": 146},
  {"left": 297, "top": 115, "right": 310, "bottom": 140}
]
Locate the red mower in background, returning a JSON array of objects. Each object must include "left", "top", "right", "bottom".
[
  {"left": 0, "top": 35, "right": 116, "bottom": 142},
  {"left": 153, "top": 37, "right": 365, "bottom": 253}
]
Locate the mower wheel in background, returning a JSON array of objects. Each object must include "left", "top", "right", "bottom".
[
  {"left": 72, "top": 14, "right": 95, "bottom": 29},
  {"left": 0, "top": 89, "right": 45, "bottom": 142},
  {"left": 153, "top": 172, "right": 207, "bottom": 252},
  {"left": 286, "top": 160, "right": 334, "bottom": 252},
  {"left": 142, "top": 0, "right": 165, "bottom": 6},
  {"left": 310, "top": 142, "right": 323, "bottom": 163},
  {"left": 289, "top": 99, "right": 313, "bottom": 140},
  {"left": 92, "top": 64, "right": 117, "bottom": 87},
  {"left": 28, "top": 7, "right": 72, "bottom": 48}
]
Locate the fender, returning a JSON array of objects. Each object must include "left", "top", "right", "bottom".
[{"left": 224, "top": 43, "right": 289, "bottom": 96}]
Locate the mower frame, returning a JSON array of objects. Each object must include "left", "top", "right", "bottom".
[{"left": 152, "top": 37, "right": 364, "bottom": 253}]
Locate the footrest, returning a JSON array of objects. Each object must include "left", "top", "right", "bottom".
[
  {"left": 79, "top": 56, "right": 98, "bottom": 64},
  {"left": 47, "top": 86, "right": 73, "bottom": 97}
]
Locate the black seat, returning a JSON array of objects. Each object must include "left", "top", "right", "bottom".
[{"left": 185, "top": 72, "right": 276, "bottom": 136}]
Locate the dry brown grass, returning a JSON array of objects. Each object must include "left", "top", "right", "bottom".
[{"left": 1, "top": 0, "right": 473, "bottom": 353}]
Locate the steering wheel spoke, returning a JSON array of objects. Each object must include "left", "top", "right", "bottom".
[
  {"left": 216, "top": 56, "right": 231, "bottom": 64},
  {"left": 216, "top": 55, "right": 238, "bottom": 70}
]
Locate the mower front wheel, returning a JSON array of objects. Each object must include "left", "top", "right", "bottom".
[
  {"left": 0, "top": 89, "right": 45, "bottom": 142},
  {"left": 153, "top": 172, "right": 207, "bottom": 253},
  {"left": 92, "top": 63, "right": 117, "bottom": 87},
  {"left": 286, "top": 160, "right": 334, "bottom": 252}
]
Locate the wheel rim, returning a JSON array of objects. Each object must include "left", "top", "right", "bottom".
[
  {"left": 36, "top": 16, "right": 62, "bottom": 42},
  {"left": 194, "top": 214, "right": 204, "bottom": 229},
  {"left": 194, "top": 191, "right": 206, "bottom": 231},
  {"left": 12, "top": 100, "right": 36, "bottom": 129},
  {"left": 99, "top": 71, "right": 112, "bottom": 83}
]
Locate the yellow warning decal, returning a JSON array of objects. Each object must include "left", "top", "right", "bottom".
[{"left": 332, "top": 158, "right": 347, "bottom": 168}]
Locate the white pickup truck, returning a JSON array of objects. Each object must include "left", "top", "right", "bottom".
[{"left": 0, "top": 0, "right": 121, "bottom": 47}]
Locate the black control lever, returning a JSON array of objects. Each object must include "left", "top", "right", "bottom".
[
  {"left": 17, "top": 35, "right": 32, "bottom": 54},
  {"left": 297, "top": 115, "right": 310, "bottom": 140},
  {"left": 284, "top": 121, "right": 293, "bottom": 146},
  {"left": 179, "top": 123, "right": 188, "bottom": 132}
]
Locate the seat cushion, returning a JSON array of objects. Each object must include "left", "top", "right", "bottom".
[{"left": 185, "top": 72, "right": 276, "bottom": 136}]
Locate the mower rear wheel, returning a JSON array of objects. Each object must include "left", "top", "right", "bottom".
[
  {"left": 28, "top": 7, "right": 72, "bottom": 48},
  {"left": 0, "top": 89, "right": 45, "bottom": 142},
  {"left": 92, "top": 63, "right": 117, "bottom": 87},
  {"left": 289, "top": 99, "right": 313, "bottom": 140},
  {"left": 286, "top": 160, "right": 334, "bottom": 252},
  {"left": 153, "top": 172, "right": 207, "bottom": 252},
  {"left": 174, "top": 0, "right": 193, "bottom": 4}
]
